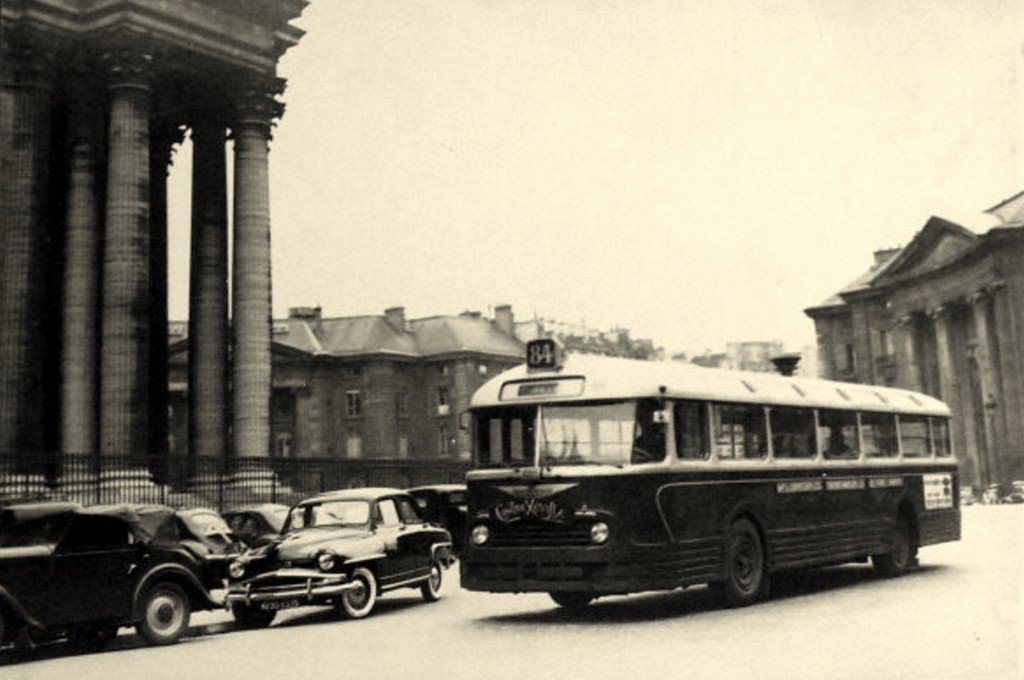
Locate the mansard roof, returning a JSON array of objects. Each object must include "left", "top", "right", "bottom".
[{"left": 168, "top": 310, "right": 524, "bottom": 361}]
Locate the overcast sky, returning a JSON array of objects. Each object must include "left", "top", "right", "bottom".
[{"left": 166, "top": 0, "right": 1024, "bottom": 356}]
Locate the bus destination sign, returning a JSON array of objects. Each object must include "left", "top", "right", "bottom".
[{"left": 526, "top": 338, "right": 560, "bottom": 371}]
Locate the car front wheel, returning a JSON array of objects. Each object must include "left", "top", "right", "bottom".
[
  {"left": 339, "top": 567, "right": 377, "bottom": 619},
  {"left": 421, "top": 561, "right": 443, "bottom": 602},
  {"left": 136, "top": 583, "right": 191, "bottom": 646}
]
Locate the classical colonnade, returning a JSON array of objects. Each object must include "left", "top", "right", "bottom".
[
  {"left": 0, "top": 34, "right": 281, "bottom": 462},
  {"left": 891, "top": 284, "right": 1006, "bottom": 485}
]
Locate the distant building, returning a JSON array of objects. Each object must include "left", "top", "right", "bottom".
[
  {"left": 168, "top": 305, "right": 524, "bottom": 464},
  {"left": 687, "top": 341, "right": 792, "bottom": 373},
  {"left": 805, "top": 191, "right": 1024, "bottom": 491},
  {"left": 515, "top": 318, "right": 663, "bottom": 360}
]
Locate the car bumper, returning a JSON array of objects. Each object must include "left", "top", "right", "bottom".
[{"left": 225, "top": 568, "right": 361, "bottom": 605}]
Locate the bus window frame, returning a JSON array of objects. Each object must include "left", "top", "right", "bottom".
[
  {"left": 896, "top": 413, "right": 933, "bottom": 459},
  {"left": 766, "top": 405, "right": 819, "bottom": 463},
  {"left": 709, "top": 401, "right": 769, "bottom": 463},
  {"left": 670, "top": 399, "right": 711, "bottom": 462}
]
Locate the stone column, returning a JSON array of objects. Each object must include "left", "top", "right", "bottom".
[
  {"left": 100, "top": 49, "right": 153, "bottom": 459},
  {"left": 231, "top": 84, "right": 282, "bottom": 458},
  {"left": 894, "top": 314, "right": 922, "bottom": 392},
  {"left": 149, "top": 120, "right": 184, "bottom": 468},
  {"left": 189, "top": 118, "right": 230, "bottom": 461},
  {"left": 60, "top": 83, "right": 105, "bottom": 456},
  {"left": 0, "top": 41, "right": 54, "bottom": 456},
  {"left": 928, "top": 305, "right": 958, "bottom": 406},
  {"left": 969, "top": 289, "right": 1000, "bottom": 486}
]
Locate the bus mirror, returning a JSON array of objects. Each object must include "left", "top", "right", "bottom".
[
  {"left": 459, "top": 411, "right": 472, "bottom": 431},
  {"left": 652, "top": 409, "right": 670, "bottom": 425}
]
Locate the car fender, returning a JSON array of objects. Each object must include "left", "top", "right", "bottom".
[
  {"left": 132, "top": 563, "right": 220, "bottom": 617},
  {"left": 0, "top": 584, "right": 44, "bottom": 631}
]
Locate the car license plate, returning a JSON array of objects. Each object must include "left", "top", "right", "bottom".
[{"left": 260, "top": 599, "right": 300, "bottom": 611}]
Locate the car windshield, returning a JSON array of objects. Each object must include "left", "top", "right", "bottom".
[
  {"left": 474, "top": 399, "right": 666, "bottom": 468},
  {"left": 287, "top": 500, "right": 370, "bottom": 530}
]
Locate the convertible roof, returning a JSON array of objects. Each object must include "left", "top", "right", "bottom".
[
  {"left": 0, "top": 501, "right": 81, "bottom": 524},
  {"left": 82, "top": 504, "right": 179, "bottom": 544}
]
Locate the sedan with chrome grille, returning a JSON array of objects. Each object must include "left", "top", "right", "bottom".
[{"left": 225, "top": 488, "right": 453, "bottom": 627}]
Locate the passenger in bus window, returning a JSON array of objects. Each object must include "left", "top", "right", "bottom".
[
  {"left": 862, "top": 412, "right": 898, "bottom": 457},
  {"left": 632, "top": 399, "right": 666, "bottom": 463},
  {"left": 819, "top": 409, "right": 859, "bottom": 460}
]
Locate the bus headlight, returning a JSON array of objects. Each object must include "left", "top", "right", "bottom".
[
  {"left": 317, "top": 552, "right": 336, "bottom": 572},
  {"left": 229, "top": 560, "right": 246, "bottom": 579},
  {"left": 590, "top": 522, "right": 610, "bottom": 545},
  {"left": 471, "top": 525, "right": 490, "bottom": 546}
]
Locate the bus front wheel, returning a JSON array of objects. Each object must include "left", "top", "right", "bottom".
[
  {"left": 715, "top": 518, "right": 770, "bottom": 607},
  {"left": 872, "top": 514, "right": 917, "bottom": 577}
]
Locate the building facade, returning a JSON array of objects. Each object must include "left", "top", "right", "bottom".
[
  {"left": 0, "top": 1, "right": 306, "bottom": 467},
  {"left": 806, "top": 193, "right": 1024, "bottom": 491},
  {"left": 168, "top": 305, "right": 525, "bottom": 465}
]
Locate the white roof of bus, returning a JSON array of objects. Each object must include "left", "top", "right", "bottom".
[{"left": 469, "top": 354, "right": 951, "bottom": 417}]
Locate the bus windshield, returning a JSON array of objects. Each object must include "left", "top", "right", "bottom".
[{"left": 474, "top": 399, "right": 666, "bottom": 468}]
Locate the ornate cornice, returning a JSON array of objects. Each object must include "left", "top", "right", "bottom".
[
  {"left": 230, "top": 77, "right": 287, "bottom": 136},
  {"left": 101, "top": 46, "right": 154, "bottom": 91}
]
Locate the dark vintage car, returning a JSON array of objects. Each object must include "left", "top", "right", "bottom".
[
  {"left": 0, "top": 502, "right": 239, "bottom": 651},
  {"left": 225, "top": 488, "right": 453, "bottom": 627},
  {"left": 222, "top": 503, "right": 289, "bottom": 548},
  {"left": 406, "top": 485, "right": 467, "bottom": 553}
]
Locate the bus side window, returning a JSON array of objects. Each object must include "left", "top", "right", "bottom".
[
  {"left": 712, "top": 403, "right": 767, "bottom": 460},
  {"left": 818, "top": 408, "right": 859, "bottom": 460},
  {"left": 931, "top": 417, "right": 952, "bottom": 457},
  {"left": 770, "top": 407, "right": 816, "bottom": 459},
  {"left": 861, "top": 411, "right": 897, "bottom": 457},
  {"left": 898, "top": 415, "right": 931, "bottom": 457},
  {"left": 673, "top": 400, "right": 708, "bottom": 460},
  {"left": 632, "top": 399, "right": 667, "bottom": 463}
]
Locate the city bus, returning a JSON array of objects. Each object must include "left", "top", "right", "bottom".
[{"left": 460, "top": 339, "right": 961, "bottom": 609}]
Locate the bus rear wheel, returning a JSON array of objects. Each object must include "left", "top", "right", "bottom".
[
  {"left": 549, "top": 592, "right": 595, "bottom": 610},
  {"left": 716, "top": 518, "right": 770, "bottom": 607},
  {"left": 872, "top": 514, "right": 917, "bottom": 577}
]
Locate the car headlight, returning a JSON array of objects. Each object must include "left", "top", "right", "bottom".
[
  {"left": 470, "top": 525, "right": 490, "bottom": 546},
  {"left": 317, "top": 552, "right": 336, "bottom": 572},
  {"left": 229, "top": 560, "right": 246, "bottom": 579},
  {"left": 590, "top": 522, "right": 610, "bottom": 545}
]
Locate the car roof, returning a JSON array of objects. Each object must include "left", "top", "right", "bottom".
[
  {"left": 406, "top": 484, "right": 466, "bottom": 494},
  {"left": 298, "top": 487, "right": 411, "bottom": 505},
  {"left": 0, "top": 501, "right": 81, "bottom": 524}
]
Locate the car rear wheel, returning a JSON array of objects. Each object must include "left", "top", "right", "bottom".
[
  {"left": 421, "top": 561, "right": 443, "bottom": 602},
  {"left": 136, "top": 583, "right": 191, "bottom": 646},
  {"left": 549, "top": 592, "right": 595, "bottom": 609},
  {"left": 339, "top": 567, "right": 377, "bottom": 619},
  {"left": 231, "top": 604, "right": 277, "bottom": 629}
]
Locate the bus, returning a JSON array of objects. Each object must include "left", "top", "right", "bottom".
[{"left": 460, "top": 339, "right": 961, "bottom": 609}]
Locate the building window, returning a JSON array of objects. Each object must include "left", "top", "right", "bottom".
[
  {"left": 346, "top": 390, "right": 362, "bottom": 418},
  {"left": 345, "top": 363, "right": 363, "bottom": 377},
  {"left": 439, "top": 424, "right": 451, "bottom": 456},
  {"left": 835, "top": 343, "right": 855, "bottom": 373},
  {"left": 276, "top": 433, "right": 294, "bottom": 459},
  {"left": 346, "top": 430, "right": 362, "bottom": 459},
  {"left": 478, "top": 363, "right": 488, "bottom": 375},
  {"left": 398, "top": 436, "right": 409, "bottom": 459},
  {"left": 396, "top": 392, "right": 408, "bottom": 418},
  {"left": 437, "top": 387, "right": 449, "bottom": 407},
  {"left": 439, "top": 364, "right": 449, "bottom": 376}
]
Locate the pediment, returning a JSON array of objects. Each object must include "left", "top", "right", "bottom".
[{"left": 871, "top": 216, "right": 979, "bottom": 284}]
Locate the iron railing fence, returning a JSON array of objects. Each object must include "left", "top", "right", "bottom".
[{"left": 0, "top": 452, "right": 470, "bottom": 512}]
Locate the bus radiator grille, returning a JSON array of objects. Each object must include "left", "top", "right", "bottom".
[{"left": 489, "top": 525, "right": 593, "bottom": 547}]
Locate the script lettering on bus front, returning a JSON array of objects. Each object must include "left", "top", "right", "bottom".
[{"left": 493, "top": 498, "right": 566, "bottom": 523}]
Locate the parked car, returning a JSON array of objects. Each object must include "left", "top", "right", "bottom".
[
  {"left": 406, "top": 484, "right": 467, "bottom": 553},
  {"left": 175, "top": 508, "right": 246, "bottom": 582},
  {"left": 225, "top": 488, "right": 452, "bottom": 627},
  {"left": 982, "top": 484, "right": 1003, "bottom": 505},
  {"left": 1006, "top": 481, "right": 1024, "bottom": 504},
  {"left": 222, "top": 503, "right": 289, "bottom": 548},
  {"left": 0, "top": 502, "right": 237, "bottom": 651}
]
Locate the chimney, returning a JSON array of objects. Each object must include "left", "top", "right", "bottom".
[
  {"left": 494, "top": 304, "right": 514, "bottom": 336},
  {"left": 385, "top": 306, "right": 406, "bottom": 331},
  {"left": 873, "top": 247, "right": 901, "bottom": 266},
  {"left": 770, "top": 353, "right": 801, "bottom": 377},
  {"left": 288, "top": 306, "right": 321, "bottom": 321}
]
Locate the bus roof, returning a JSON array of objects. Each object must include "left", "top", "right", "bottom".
[{"left": 469, "top": 354, "right": 951, "bottom": 417}]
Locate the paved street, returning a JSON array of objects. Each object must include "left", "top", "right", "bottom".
[{"left": 6, "top": 506, "right": 1021, "bottom": 680}]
